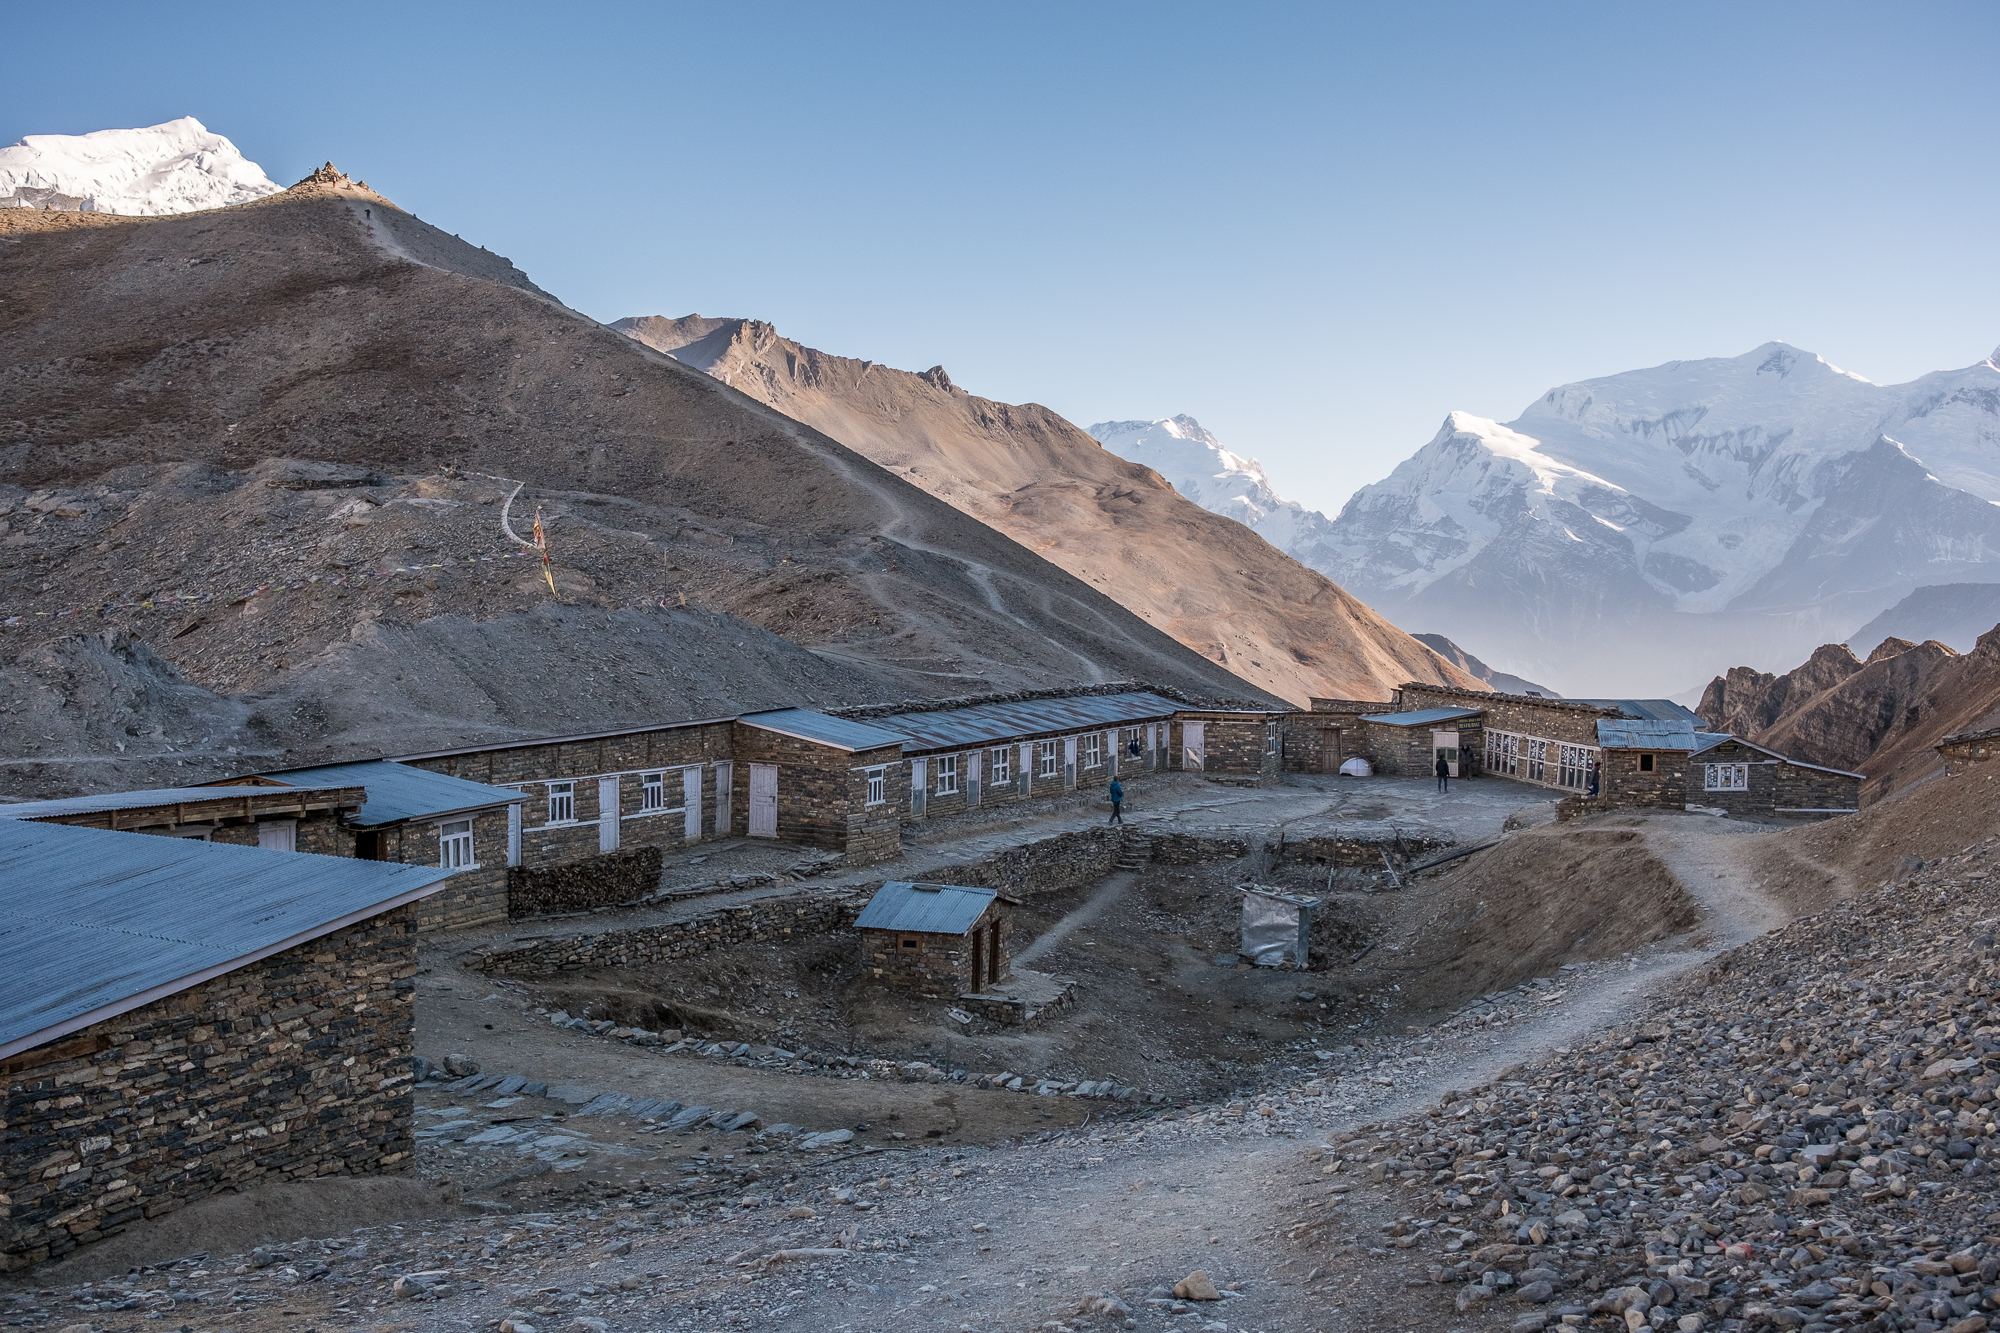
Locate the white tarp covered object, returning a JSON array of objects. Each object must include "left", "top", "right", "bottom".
[
  {"left": 1339, "top": 756, "right": 1372, "bottom": 777},
  {"left": 1238, "top": 885, "right": 1323, "bottom": 968}
]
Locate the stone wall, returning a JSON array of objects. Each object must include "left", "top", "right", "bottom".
[
  {"left": 933, "top": 826, "right": 1126, "bottom": 900},
  {"left": 507, "top": 845, "right": 664, "bottom": 917},
  {"left": 1285, "top": 708, "right": 1377, "bottom": 774},
  {"left": 912, "top": 724, "right": 1152, "bottom": 823},
  {"left": 374, "top": 806, "right": 513, "bottom": 932},
  {"left": 1365, "top": 720, "right": 1482, "bottom": 779},
  {"left": 471, "top": 890, "right": 872, "bottom": 977},
  {"left": 1939, "top": 729, "right": 2000, "bottom": 778},
  {"left": 0, "top": 905, "right": 419, "bottom": 1272},
  {"left": 859, "top": 902, "right": 1010, "bottom": 998},
  {"left": 1599, "top": 750, "right": 1688, "bottom": 810},
  {"left": 729, "top": 725, "right": 903, "bottom": 862},
  {"left": 1398, "top": 684, "right": 1614, "bottom": 748},
  {"left": 407, "top": 721, "right": 736, "bottom": 866},
  {"left": 1684, "top": 739, "right": 1863, "bottom": 815},
  {"left": 1180, "top": 715, "right": 1281, "bottom": 783}
]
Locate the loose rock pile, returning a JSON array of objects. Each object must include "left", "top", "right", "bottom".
[
  {"left": 1310, "top": 837, "right": 2000, "bottom": 1332},
  {"left": 528, "top": 1009, "right": 1165, "bottom": 1102}
]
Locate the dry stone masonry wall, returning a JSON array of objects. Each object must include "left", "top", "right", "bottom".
[{"left": 0, "top": 906, "right": 420, "bottom": 1271}]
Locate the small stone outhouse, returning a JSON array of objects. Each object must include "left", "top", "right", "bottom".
[{"left": 853, "top": 881, "right": 1014, "bottom": 998}]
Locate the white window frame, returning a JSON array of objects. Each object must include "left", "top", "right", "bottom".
[
  {"left": 936, "top": 754, "right": 959, "bottom": 795},
  {"left": 640, "top": 771, "right": 666, "bottom": 812},
  {"left": 1557, "top": 743, "right": 1599, "bottom": 790},
  {"left": 1266, "top": 720, "right": 1280, "bottom": 754},
  {"left": 546, "top": 780, "right": 575, "bottom": 824},
  {"left": 1704, "top": 762, "right": 1749, "bottom": 792},
  {"left": 439, "top": 818, "right": 475, "bottom": 869},
  {"left": 866, "top": 766, "right": 886, "bottom": 807},
  {"left": 989, "top": 747, "right": 1010, "bottom": 784},
  {"left": 1038, "top": 740, "right": 1059, "bottom": 778},
  {"left": 1082, "top": 732, "right": 1103, "bottom": 770}
]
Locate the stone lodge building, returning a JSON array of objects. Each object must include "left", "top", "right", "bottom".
[
  {"left": 0, "top": 820, "right": 452, "bottom": 1271},
  {"left": 0, "top": 784, "right": 364, "bottom": 853},
  {"left": 1288, "top": 682, "right": 1861, "bottom": 815},
  {"left": 853, "top": 881, "right": 1014, "bottom": 997},
  {"left": 208, "top": 761, "right": 526, "bottom": 933}
]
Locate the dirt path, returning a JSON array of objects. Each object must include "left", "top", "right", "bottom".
[{"left": 1012, "top": 869, "right": 1138, "bottom": 968}]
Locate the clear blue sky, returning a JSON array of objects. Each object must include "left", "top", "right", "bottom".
[{"left": 10, "top": 1, "right": 1998, "bottom": 513}]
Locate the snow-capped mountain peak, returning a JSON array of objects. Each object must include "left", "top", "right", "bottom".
[
  {"left": 1088, "top": 413, "right": 1355, "bottom": 585},
  {"left": 0, "top": 117, "right": 281, "bottom": 215},
  {"left": 1316, "top": 339, "right": 2000, "bottom": 695}
]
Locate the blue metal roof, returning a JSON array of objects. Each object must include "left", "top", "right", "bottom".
[
  {"left": 853, "top": 881, "right": 997, "bottom": 935},
  {"left": 878, "top": 691, "right": 1181, "bottom": 753},
  {"left": 1572, "top": 698, "right": 1704, "bottom": 724},
  {"left": 0, "top": 785, "right": 359, "bottom": 822},
  {"left": 0, "top": 821, "right": 454, "bottom": 1059},
  {"left": 1596, "top": 718, "right": 1703, "bottom": 749},
  {"left": 737, "top": 709, "right": 910, "bottom": 753},
  {"left": 1360, "top": 707, "right": 1484, "bottom": 728},
  {"left": 249, "top": 761, "right": 522, "bottom": 828}
]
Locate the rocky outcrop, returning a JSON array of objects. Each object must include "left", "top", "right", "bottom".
[{"left": 1698, "top": 626, "right": 2000, "bottom": 800}]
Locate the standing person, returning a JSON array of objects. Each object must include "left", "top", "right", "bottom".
[
  {"left": 1587, "top": 761, "right": 1600, "bottom": 798},
  {"left": 1107, "top": 778, "right": 1125, "bottom": 824},
  {"left": 1435, "top": 753, "right": 1450, "bottom": 793}
]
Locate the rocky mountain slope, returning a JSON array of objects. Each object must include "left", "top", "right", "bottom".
[
  {"left": 612, "top": 316, "right": 1480, "bottom": 705},
  {"left": 1697, "top": 629, "right": 2000, "bottom": 801},
  {"left": 0, "top": 117, "right": 281, "bottom": 214},
  {"left": 1410, "top": 632, "right": 1557, "bottom": 697},
  {"left": 0, "top": 170, "right": 1276, "bottom": 796},
  {"left": 1849, "top": 583, "right": 2000, "bottom": 656},
  {"left": 1317, "top": 343, "right": 2000, "bottom": 696}
]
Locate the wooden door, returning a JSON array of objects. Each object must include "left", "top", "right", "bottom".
[
  {"left": 1183, "top": 721, "right": 1206, "bottom": 772},
  {"left": 749, "top": 763, "right": 779, "bottom": 838},
  {"left": 969, "top": 929, "right": 984, "bottom": 994},
  {"left": 713, "top": 761, "right": 733, "bottom": 835},
  {"left": 1321, "top": 727, "right": 1343, "bottom": 773}
]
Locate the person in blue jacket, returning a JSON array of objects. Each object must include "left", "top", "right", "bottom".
[{"left": 1107, "top": 778, "right": 1125, "bottom": 824}]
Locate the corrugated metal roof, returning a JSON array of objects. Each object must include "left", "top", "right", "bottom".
[
  {"left": 1596, "top": 718, "right": 1703, "bottom": 749},
  {"left": 1572, "top": 698, "right": 1705, "bottom": 724},
  {"left": 248, "top": 761, "right": 522, "bottom": 828},
  {"left": 878, "top": 691, "right": 1181, "bottom": 753},
  {"left": 390, "top": 715, "right": 737, "bottom": 762},
  {"left": 0, "top": 821, "right": 454, "bottom": 1059},
  {"left": 736, "top": 709, "right": 910, "bottom": 753},
  {"left": 853, "top": 881, "right": 997, "bottom": 935},
  {"left": 0, "top": 785, "right": 359, "bottom": 822},
  {"left": 1360, "top": 707, "right": 1484, "bottom": 727}
]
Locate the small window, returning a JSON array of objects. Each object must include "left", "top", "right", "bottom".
[
  {"left": 1638, "top": 753, "right": 1655, "bottom": 773},
  {"left": 866, "top": 766, "right": 886, "bottom": 807},
  {"left": 1266, "top": 720, "right": 1280, "bottom": 753},
  {"left": 1038, "top": 740, "right": 1060, "bottom": 778},
  {"left": 899, "top": 936, "right": 922, "bottom": 951},
  {"left": 547, "top": 781, "right": 575, "bottom": 824},
  {"left": 1705, "top": 762, "right": 1748, "bottom": 792},
  {"left": 640, "top": 771, "right": 666, "bottom": 811},
  {"left": 936, "top": 754, "right": 959, "bottom": 795},
  {"left": 1082, "top": 732, "right": 1103, "bottom": 770},
  {"left": 989, "top": 747, "right": 1011, "bottom": 784},
  {"left": 439, "top": 818, "right": 474, "bottom": 869}
]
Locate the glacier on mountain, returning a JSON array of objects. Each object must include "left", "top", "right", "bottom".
[
  {"left": 1318, "top": 341, "right": 2000, "bottom": 695},
  {"left": 1087, "top": 415, "right": 1339, "bottom": 555},
  {"left": 0, "top": 118, "right": 280, "bottom": 215}
]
